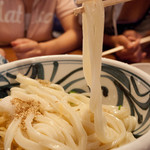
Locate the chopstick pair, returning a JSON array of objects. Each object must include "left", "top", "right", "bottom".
[
  {"left": 74, "top": 0, "right": 132, "bottom": 15},
  {"left": 102, "top": 36, "right": 150, "bottom": 56}
]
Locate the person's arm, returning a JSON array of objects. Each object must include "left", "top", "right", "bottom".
[
  {"left": 118, "top": 0, "right": 150, "bottom": 24},
  {"left": 11, "top": 14, "right": 82, "bottom": 59},
  {"left": 40, "top": 14, "right": 82, "bottom": 55}
]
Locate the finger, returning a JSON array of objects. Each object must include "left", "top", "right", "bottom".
[
  {"left": 13, "top": 42, "right": 37, "bottom": 53},
  {"left": 127, "top": 36, "right": 137, "bottom": 42},
  {"left": 16, "top": 49, "right": 42, "bottom": 59},
  {"left": 123, "top": 30, "right": 141, "bottom": 39},
  {"left": 13, "top": 44, "right": 33, "bottom": 53},
  {"left": 116, "top": 45, "right": 141, "bottom": 62},
  {"left": 130, "top": 39, "right": 140, "bottom": 50},
  {"left": 123, "top": 39, "right": 141, "bottom": 55},
  {"left": 11, "top": 38, "right": 31, "bottom": 46},
  {"left": 128, "top": 47, "right": 144, "bottom": 63},
  {"left": 117, "top": 35, "right": 136, "bottom": 53},
  {"left": 25, "top": 49, "right": 42, "bottom": 58}
]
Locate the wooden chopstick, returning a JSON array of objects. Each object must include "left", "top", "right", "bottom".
[
  {"left": 102, "top": 36, "right": 150, "bottom": 56},
  {"left": 103, "top": 0, "right": 131, "bottom": 7},
  {"left": 76, "top": 0, "right": 131, "bottom": 5},
  {"left": 140, "top": 36, "right": 150, "bottom": 44},
  {"left": 74, "top": 0, "right": 132, "bottom": 15},
  {"left": 102, "top": 46, "right": 124, "bottom": 56}
]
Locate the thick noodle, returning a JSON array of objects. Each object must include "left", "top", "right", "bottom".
[
  {"left": 0, "top": 74, "right": 136, "bottom": 150},
  {"left": 82, "top": 0, "right": 114, "bottom": 143}
]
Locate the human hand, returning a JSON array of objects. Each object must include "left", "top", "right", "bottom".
[
  {"left": 113, "top": 30, "right": 146, "bottom": 63},
  {"left": 11, "top": 38, "right": 44, "bottom": 59}
]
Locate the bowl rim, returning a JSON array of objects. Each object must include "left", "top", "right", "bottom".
[
  {"left": 0, "top": 54, "right": 150, "bottom": 84},
  {"left": 0, "top": 54, "right": 150, "bottom": 150}
]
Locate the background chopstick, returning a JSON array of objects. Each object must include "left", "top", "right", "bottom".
[
  {"left": 74, "top": 0, "right": 132, "bottom": 15},
  {"left": 76, "top": 0, "right": 131, "bottom": 6},
  {"left": 140, "top": 36, "right": 150, "bottom": 44},
  {"left": 103, "top": 0, "right": 131, "bottom": 7},
  {"left": 102, "top": 36, "right": 150, "bottom": 56},
  {"left": 102, "top": 46, "right": 123, "bottom": 56}
]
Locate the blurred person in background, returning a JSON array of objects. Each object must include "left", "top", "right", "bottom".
[
  {"left": 103, "top": 0, "right": 150, "bottom": 63},
  {"left": 0, "top": 0, "right": 82, "bottom": 59}
]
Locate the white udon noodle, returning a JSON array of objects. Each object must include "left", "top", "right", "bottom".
[
  {"left": 0, "top": 73, "right": 136, "bottom": 150},
  {"left": 82, "top": 0, "right": 106, "bottom": 143},
  {"left": 0, "top": 0, "right": 137, "bottom": 150}
]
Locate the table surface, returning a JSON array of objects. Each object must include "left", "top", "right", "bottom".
[{"left": 3, "top": 46, "right": 150, "bottom": 63}]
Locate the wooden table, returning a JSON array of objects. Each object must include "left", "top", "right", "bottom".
[
  {"left": 3, "top": 46, "right": 150, "bottom": 63},
  {"left": 4, "top": 47, "right": 17, "bottom": 62}
]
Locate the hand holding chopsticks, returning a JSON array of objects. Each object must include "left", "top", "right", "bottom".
[{"left": 102, "top": 36, "right": 150, "bottom": 56}]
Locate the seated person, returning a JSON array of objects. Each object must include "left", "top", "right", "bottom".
[
  {"left": 0, "top": 0, "right": 82, "bottom": 59},
  {"left": 103, "top": 0, "right": 150, "bottom": 63}
]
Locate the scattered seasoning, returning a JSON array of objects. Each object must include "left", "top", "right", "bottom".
[
  {"left": 11, "top": 98, "right": 41, "bottom": 131},
  {"left": 11, "top": 98, "right": 41, "bottom": 118}
]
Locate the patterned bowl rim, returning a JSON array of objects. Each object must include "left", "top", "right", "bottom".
[
  {"left": 0, "top": 55, "right": 150, "bottom": 150},
  {"left": 0, "top": 55, "right": 150, "bottom": 81}
]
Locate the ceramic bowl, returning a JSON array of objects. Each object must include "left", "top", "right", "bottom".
[{"left": 0, "top": 55, "right": 149, "bottom": 150}]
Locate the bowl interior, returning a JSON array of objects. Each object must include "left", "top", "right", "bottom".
[{"left": 0, "top": 55, "right": 149, "bottom": 148}]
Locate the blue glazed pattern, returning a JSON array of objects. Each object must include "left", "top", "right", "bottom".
[{"left": 0, "top": 57, "right": 149, "bottom": 138}]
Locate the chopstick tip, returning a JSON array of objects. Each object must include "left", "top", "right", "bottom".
[{"left": 73, "top": 6, "right": 84, "bottom": 16}]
